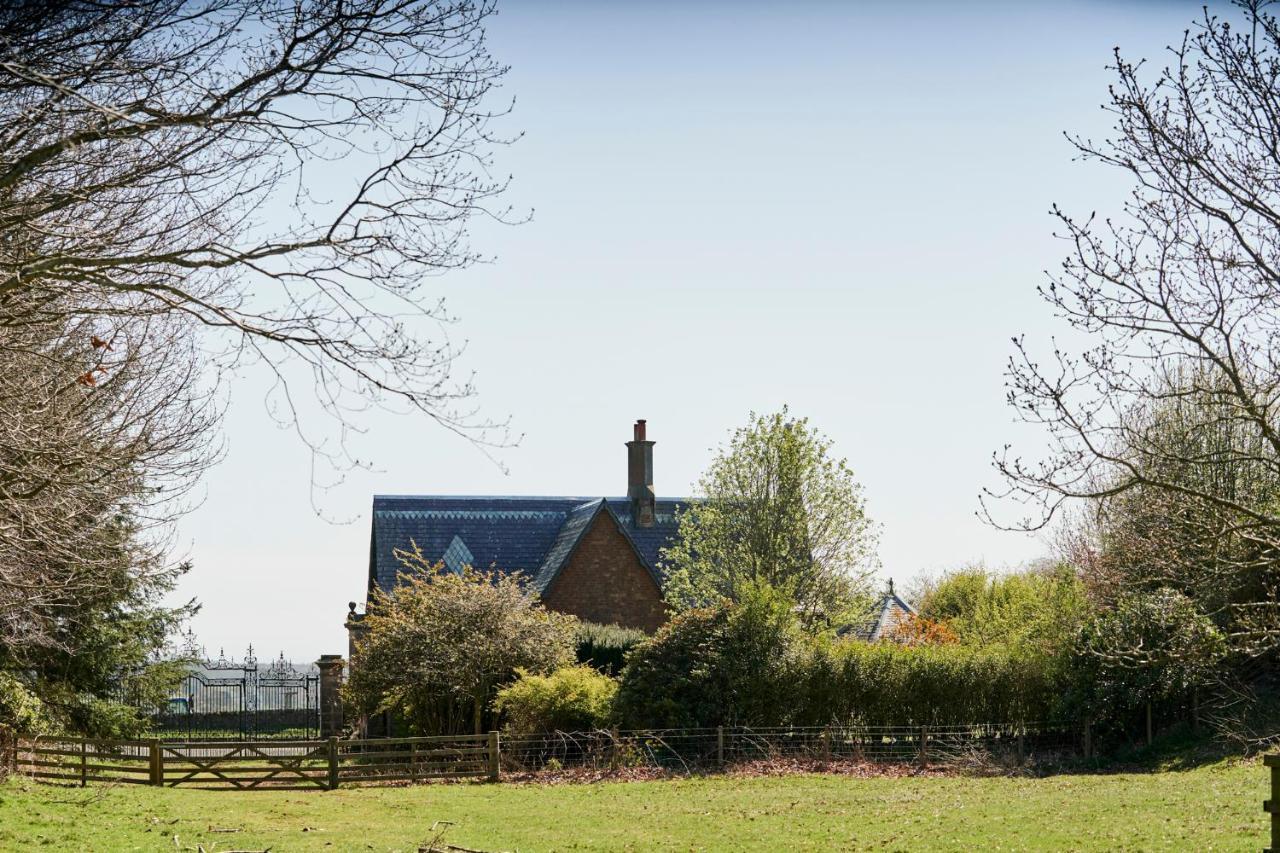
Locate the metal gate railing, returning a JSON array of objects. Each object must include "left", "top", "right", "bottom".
[{"left": 123, "top": 643, "right": 321, "bottom": 740}]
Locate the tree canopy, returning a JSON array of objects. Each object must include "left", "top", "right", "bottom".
[{"left": 661, "top": 409, "right": 878, "bottom": 625}]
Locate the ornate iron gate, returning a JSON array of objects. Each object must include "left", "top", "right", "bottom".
[{"left": 148, "top": 644, "right": 321, "bottom": 740}]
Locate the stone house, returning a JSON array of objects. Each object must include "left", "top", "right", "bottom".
[{"left": 347, "top": 420, "right": 684, "bottom": 651}]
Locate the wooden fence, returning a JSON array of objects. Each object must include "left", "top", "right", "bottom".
[
  {"left": 5, "top": 732, "right": 499, "bottom": 790},
  {"left": 1266, "top": 754, "right": 1279, "bottom": 853},
  {"left": 3, "top": 723, "right": 1080, "bottom": 792}
]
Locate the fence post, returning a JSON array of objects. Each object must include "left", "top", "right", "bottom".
[
  {"left": 820, "top": 727, "right": 831, "bottom": 766},
  {"left": 1016, "top": 730, "right": 1026, "bottom": 767},
  {"left": 327, "top": 736, "right": 339, "bottom": 790},
  {"left": 717, "top": 726, "right": 725, "bottom": 767},
  {"left": 149, "top": 739, "right": 162, "bottom": 787},
  {"left": 316, "top": 655, "right": 345, "bottom": 738},
  {"left": 1265, "top": 755, "right": 1280, "bottom": 853},
  {"left": 1145, "top": 701, "right": 1153, "bottom": 747},
  {"left": 1191, "top": 688, "right": 1200, "bottom": 731},
  {"left": 918, "top": 726, "right": 928, "bottom": 764},
  {"left": 487, "top": 731, "right": 500, "bottom": 783},
  {"left": 79, "top": 740, "right": 87, "bottom": 787},
  {"left": 1083, "top": 718, "right": 1092, "bottom": 760}
]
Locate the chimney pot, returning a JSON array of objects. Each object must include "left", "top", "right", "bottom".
[{"left": 634, "top": 419, "right": 646, "bottom": 441}]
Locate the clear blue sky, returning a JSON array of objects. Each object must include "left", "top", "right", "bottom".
[{"left": 172, "top": 0, "right": 1205, "bottom": 663}]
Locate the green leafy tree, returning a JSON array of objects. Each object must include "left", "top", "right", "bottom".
[
  {"left": 0, "top": 507, "right": 193, "bottom": 737},
  {"left": 1071, "top": 588, "right": 1227, "bottom": 731},
  {"left": 344, "top": 544, "right": 576, "bottom": 735},
  {"left": 662, "top": 409, "right": 878, "bottom": 624},
  {"left": 917, "top": 564, "right": 1090, "bottom": 655}
]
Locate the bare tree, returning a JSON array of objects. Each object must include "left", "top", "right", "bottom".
[
  {"left": 987, "top": 2, "right": 1280, "bottom": 655},
  {"left": 0, "top": 0, "right": 518, "bottom": 478},
  {"left": 0, "top": 302, "right": 215, "bottom": 657},
  {"left": 0, "top": 2, "right": 521, "bottom": 724}
]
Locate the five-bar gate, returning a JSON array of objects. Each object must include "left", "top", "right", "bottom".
[{"left": 7, "top": 732, "right": 499, "bottom": 790}]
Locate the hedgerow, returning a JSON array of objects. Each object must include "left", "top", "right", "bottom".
[
  {"left": 614, "top": 588, "right": 1066, "bottom": 729},
  {"left": 574, "top": 622, "right": 647, "bottom": 675}
]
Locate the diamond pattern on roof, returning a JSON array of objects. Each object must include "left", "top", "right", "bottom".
[
  {"left": 441, "top": 535, "right": 474, "bottom": 575},
  {"left": 368, "top": 495, "right": 688, "bottom": 597}
]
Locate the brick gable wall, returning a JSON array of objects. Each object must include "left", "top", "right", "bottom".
[{"left": 541, "top": 512, "right": 667, "bottom": 632}]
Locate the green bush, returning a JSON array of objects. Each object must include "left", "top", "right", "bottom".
[
  {"left": 614, "top": 584, "right": 805, "bottom": 729},
  {"left": 0, "top": 672, "right": 47, "bottom": 734},
  {"left": 343, "top": 558, "right": 577, "bottom": 736},
  {"left": 1069, "top": 588, "right": 1226, "bottom": 729},
  {"left": 917, "top": 564, "right": 1090, "bottom": 653},
  {"left": 575, "top": 622, "right": 647, "bottom": 675},
  {"left": 494, "top": 665, "right": 618, "bottom": 733}
]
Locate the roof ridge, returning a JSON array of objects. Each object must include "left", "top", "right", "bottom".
[
  {"left": 373, "top": 494, "right": 693, "bottom": 502},
  {"left": 531, "top": 499, "right": 608, "bottom": 594}
]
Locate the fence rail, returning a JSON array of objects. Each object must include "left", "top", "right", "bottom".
[{"left": 4, "top": 723, "right": 1080, "bottom": 791}]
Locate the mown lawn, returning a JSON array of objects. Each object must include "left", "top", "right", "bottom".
[{"left": 0, "top": 760, "right": 1265, "bottom": 851}]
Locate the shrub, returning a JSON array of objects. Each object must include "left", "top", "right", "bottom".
[
  {"left": 0, "top": 672, "right": 47, "bottom": 733},
  {"left": 1069, "top": 588, "right": 1226, "bottom": 728},
  {"left": 614, "top": 583, "right": 804, "bottom": 729},
  {"left": 494, "top": 665, "right": 618, "bottom": 733},
  {"left": 343, "top": 550, "right": 577, "bottom": 735},
  {"left": 917, "top": 564, "right": 1090, "bottom": 654},
  {"left": 575, "top": 622, "right": 646, "bottom": 675}
]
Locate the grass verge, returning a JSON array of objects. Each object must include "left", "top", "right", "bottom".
[{"left": 0, "top": 758, "right": 1265, "bottom": 851}]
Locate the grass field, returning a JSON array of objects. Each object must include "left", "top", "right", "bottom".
[{"left": 0, "top": 759, "right": 1266, "bottom": 851}]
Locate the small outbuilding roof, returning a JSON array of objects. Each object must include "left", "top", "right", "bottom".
[{"left": 843, "top": 581, "right": 916, "bottom": 642}]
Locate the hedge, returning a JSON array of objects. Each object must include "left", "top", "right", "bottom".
[
  {"left": 575, "top": 622, "right": 647, "bottom": 675},
  {"left": 614, "top": 598, "right": 1066, "bottom": 729}
]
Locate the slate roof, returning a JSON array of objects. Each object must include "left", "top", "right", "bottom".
[
  {"left": 368, "top": 495, "right": 687, "bottom": 598},
  {"left": 843, "top": 590, "right": 917, "bottom": 642}
]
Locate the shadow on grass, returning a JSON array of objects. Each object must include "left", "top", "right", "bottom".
[{"left": 1025, "top": 724, "right": 1253, "bottom": 779}]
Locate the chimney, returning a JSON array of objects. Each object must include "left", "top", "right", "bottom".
[{"left": 626, "top": 419, "right": 655, "bottom": 528}]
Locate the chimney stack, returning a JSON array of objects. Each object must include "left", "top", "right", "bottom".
[{"left": 626, "top": 419, "right": 655, "bottom": 528}]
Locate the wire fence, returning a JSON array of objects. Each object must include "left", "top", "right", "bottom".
[
  {"left": 3, "top": 723, "right": 1085, "bottom": 790},
  {"left": 497, "top": 723, "right": 1082, "bottom": 773}
]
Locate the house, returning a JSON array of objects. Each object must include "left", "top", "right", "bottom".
[
  {"left": 844, "top": 580, "right": 916, "bottom": 642},
  {"left": 348, "top": 420, "right": 685, "bottom": 646}
]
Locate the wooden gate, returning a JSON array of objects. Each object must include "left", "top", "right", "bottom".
[
  {"left": 9, "top": 732, "right": 499, "bottom": 790},
  {"left": 160, "top": 740, "right": 330, "bottom": 789}
]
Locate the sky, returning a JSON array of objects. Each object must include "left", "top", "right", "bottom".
[{"left": 170, "top": 0, "right": 1208, "bottom": 664}]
